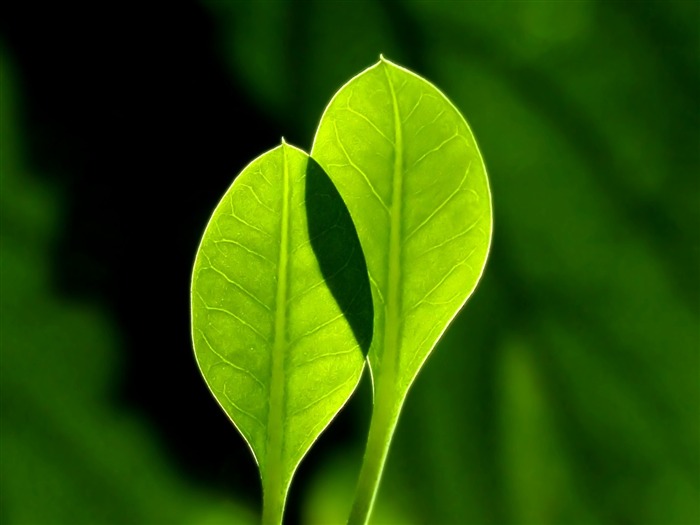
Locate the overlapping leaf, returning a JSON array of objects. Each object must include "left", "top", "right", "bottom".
[{"left": 191, "top": 143, "right": 371, "bottom": 522}]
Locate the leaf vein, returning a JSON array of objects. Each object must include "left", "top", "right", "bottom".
[
  {"left": 201, "top": 260, "right": 272, "bottom": 313},
  {"left": 290, "top": 374, "right": 356, "bottom": 418},
  {"left": 289, "top": 311, "right": 346, "bottom": 347},
  {"left": 367, "top": 269, "right": 385, "bottom": 305},
  {"left": 288, "top": 244, "right": 356, "bottom": 304},
  {"left": 407, "top": 249, "right": 477, "bottom": 313},
  {"left": 407, "top": 130, "right": 461, "bottom": 172},
  {"left": 333, "top": 121, "right": 391, "bottom": 213},
  {"left": 298, "top": 344, "right": 361, "bottom": 367},
  {"left": 418, "top": 215, "right": 484, "bottom": 258},
  {"left": 213, "top": 239, "right": 276, "bottom": 266},
  {"left": 239, "top": 183, "right": 275, "bottom": 214},
  {"left": 222, "top": 383, "right": 265, "bottom": 428},
  {"left": 198, "top": 328, "right": 265, "bottom": 388},
  {"left": 229, "top": 204, "right": 272, "bottom": 238},
  {"left": 196, "top": 290, "right": 270, "bottom": 342},
  {"left": 345, "top": 92, "right": 394, "bottom": 145},
  {"left": 405, "top": 161, "right": 472, "bottom": 242}
]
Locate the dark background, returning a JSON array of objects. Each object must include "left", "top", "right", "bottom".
[{"left": 1, "top": 1, "right": 698, "bottom": 524}]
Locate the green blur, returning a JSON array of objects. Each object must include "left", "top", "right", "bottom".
[{"left": 1, "top": 1, "right": 698, "bottom": 524}]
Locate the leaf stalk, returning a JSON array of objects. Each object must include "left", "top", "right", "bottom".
[{"left": 347, "top": 377, "right": 403, "bottom": 525}]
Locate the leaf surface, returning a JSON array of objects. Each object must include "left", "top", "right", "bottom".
[
  {"left": 312, "top": 57, "right": 492, "bottom": 402},
  {"left": 191, "top": 143, "right": 371, "bottom": 521}
]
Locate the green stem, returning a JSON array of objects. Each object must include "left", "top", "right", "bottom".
[
  {"left": 348, "top": 58, "right": 406, "bottom": 525},
  {"left": 347, "top": 378, "right": 403, "bottom": 525},
  {"left": 261, "top": 478, "right": 285, "bottom": 525}
]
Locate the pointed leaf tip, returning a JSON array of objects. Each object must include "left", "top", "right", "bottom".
[{"left": 311, "top": 58, "right": 492, "bottom": 397}]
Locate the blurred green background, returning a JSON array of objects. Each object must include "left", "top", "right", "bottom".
[{"left": 1, "top": 1, "right": 698, "bottom": 524}]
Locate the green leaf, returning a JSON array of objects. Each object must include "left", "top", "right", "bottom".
[
  {"left": 190, "top": 142, "right": 372, "bottom": 524},
  {"left": 311, "top": 57, "right": 492, "bottom": 523}
]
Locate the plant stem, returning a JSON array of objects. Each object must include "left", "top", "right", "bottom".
[
  {"left": 349, "top": 61, "right": 406, "bottom": 525},
  {"left": 261, "top": 477, "right": 285, "bottom": 525},
  {"left": 347, "top": 377, "right": 403, "bottom": 525}
]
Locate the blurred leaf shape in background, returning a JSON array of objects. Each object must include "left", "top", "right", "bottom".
[
  {"left": 0, "top": 0, "right": 697, "bottom": 523},
  {"left": 0, "top": 48, "right": 254, "bottom": 525}
]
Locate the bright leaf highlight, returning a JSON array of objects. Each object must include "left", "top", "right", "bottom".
[
  {"left": 312, "top": 57, "right": 492, "bottom": 524},
  {"left": 191, "top": 143, "right": 370, "bottom": 524}
]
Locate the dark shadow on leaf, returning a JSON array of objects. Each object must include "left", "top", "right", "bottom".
[{"left": 305, "top": 157, "right": 373, "bottom": 356}]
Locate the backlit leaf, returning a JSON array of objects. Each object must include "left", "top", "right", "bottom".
[
  {"left": 312, "top": 57, "right": 492, "bottom": 404},
  {"left": 312, "top": 58, "right": 492, "bottom": 522},
  {"left": 190, "top": 143, "right": 372, "bottom": 523}
]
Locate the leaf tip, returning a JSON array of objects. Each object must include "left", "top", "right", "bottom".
[
  {"left": 281, "top": 136, "right": 287, "bottom": 145},
  {"left": 378, "top": 54, "right": 397, "bottom": 70}
]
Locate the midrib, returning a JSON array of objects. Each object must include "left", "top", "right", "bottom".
[
  {"left": 381, "top": 63, "right": 404, "bottom": 396},
  {"left": 266, "top": 144, "right": 290, "bottom": 504}
]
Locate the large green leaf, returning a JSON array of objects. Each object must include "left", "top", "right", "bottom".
[
  {"left": 313, "top": 56, "right": 491, "bottom": 403},
  {"left": 190, "top": 143, "right": 372, "bottom": 523},
  {"left": 311, "top": 57, "right": 492, "bottom": 521}
]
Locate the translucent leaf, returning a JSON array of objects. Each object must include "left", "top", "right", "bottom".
[
  {"left": 191, "top": 143, "right": 372, "bottom": 523},
  {"left": 313, "top": 57, "right": 492, "bottom": 402},
  {"left": 311, "top": 57, "right": 492, "bottom": 522}
]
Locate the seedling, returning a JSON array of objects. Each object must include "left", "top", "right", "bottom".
[{"left": 191, "top": 57, "right": 492, "bottom": 525}]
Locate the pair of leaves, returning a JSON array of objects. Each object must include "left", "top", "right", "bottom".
[{"left": 191, "top": 57, "right": 491, "bottom": 523}]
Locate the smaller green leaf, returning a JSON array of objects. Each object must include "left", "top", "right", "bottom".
[{"left": 191, "top": 143, "right": 372, "bottom": 524}]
